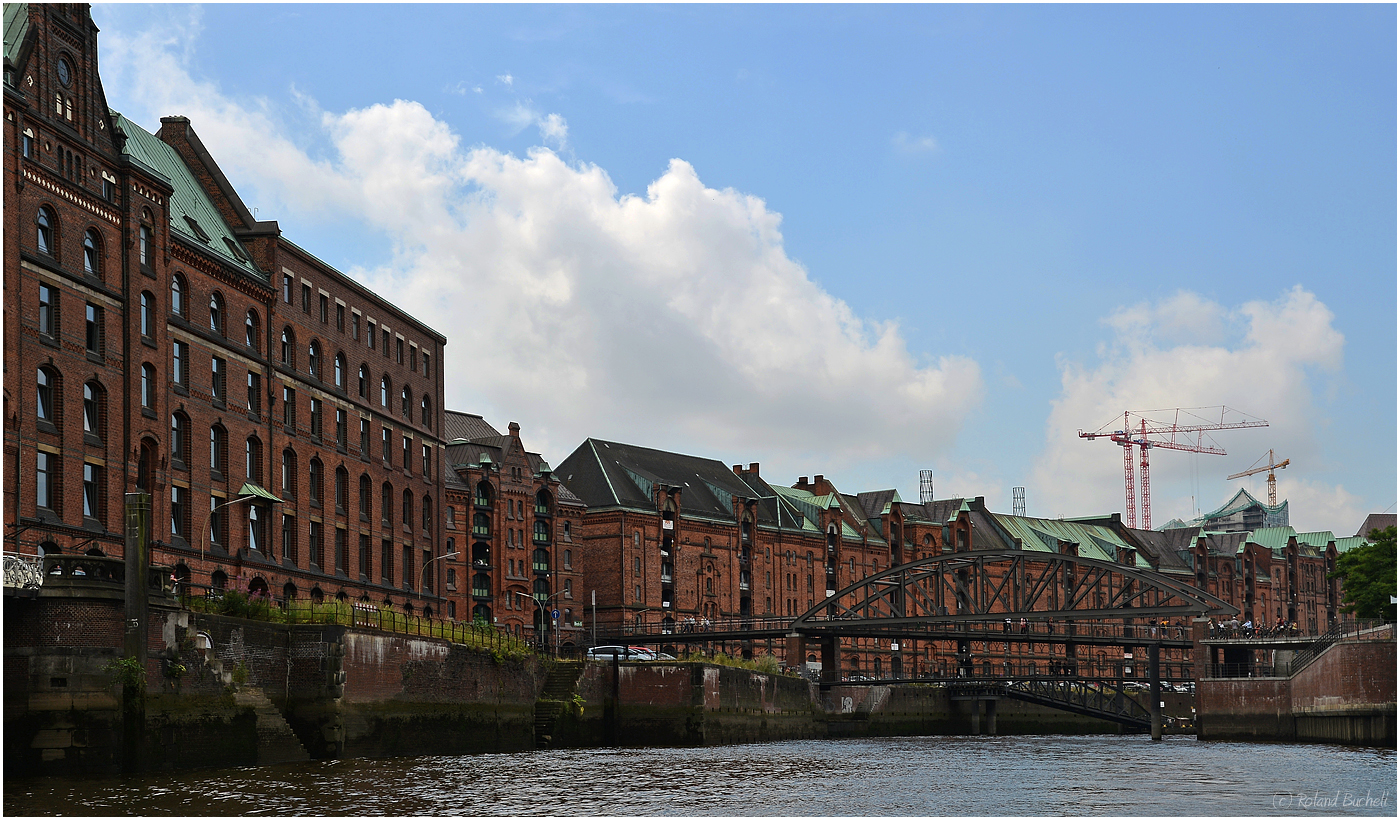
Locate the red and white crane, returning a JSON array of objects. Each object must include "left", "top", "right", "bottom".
[{"left": 1078, "top": 406, "right": 1268, "bottom": 530}]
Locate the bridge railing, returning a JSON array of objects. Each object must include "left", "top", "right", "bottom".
[
  {"left": 1206, "top": 662, "right": 1286, "bottom": 678},
  {"left": 607, "top": 616, "right": 1199, "bottom": 641},
  {"left": 3, "top": 552, "right": 44, "bottom": 590}
]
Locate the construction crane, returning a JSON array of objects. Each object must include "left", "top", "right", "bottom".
[
  {"left": 1078, "top": 406, "right": 1268, "bottom": 530},
  {"left": 1227, "top": 449, "right": 1290, "bottom": 507}
]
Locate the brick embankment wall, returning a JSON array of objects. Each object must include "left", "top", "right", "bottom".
[
  {"left": 1198, "top": 639, "right": 1396, "bottom": 747},
  {"left": 822, "top": 685, "right": 1125, "bottom": 737}
]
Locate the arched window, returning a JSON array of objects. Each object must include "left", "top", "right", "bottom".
[
  {"left": 245, "top": 310, "right": 260, "bottom": 351},
  {"left": 83, "top": 229, "right": 102, "bottom": 279},
  {"left": 210, "top": 424, "right": 227, "bottom": 474},
  {"left": 309, "top": 458, "right": 323, "bottom": 506},
  {"left": 139, "top": 220, "right": 153, "bottom": 269},
  {"left": 209, "top": 292, "right": 224, "bottom": 335},
  {"left": 36, "top": 366, "right": 58, "bottom": 422},
  {"left": 380, "top": 376, "right": 390, "bottom": 407},
  {"left": 171, "top": 273, "right": 186, "bottom": 317},
  {"left": 401, "top": 386, "right": 411, "bottom": 418},
  {"left": 533, "top": 519, "right": 549, "bottom": 544},
  {"left": 83, "top": 381, "right": 104, "bottom": 440},
  {"left": 334, "top": 353, "right": 345, "bottom": 389},
  {"left": 281, "top": 327, "right": 295, "bottom": 366},
  {"left": 422, "top": 495, "right": 433, "bottom": 534},
  {"left": 170, "top": 411, "right": 190, "bottom": 466},
  {"left": 281, "top": 449, "right": 297, "bottom": 497},
  {"left": 141, "top": 363, "right": 156, "bottom": 409},
  {"left": 421, "top": 396, "right": 432, "bottom": 429},
  {"left": 359, "top": 474, "right": 372, "bottom": 520},
  {"left": 36, "top": 207, "right": 55, "bottom": 256},
  {"left": 140, "top": 292, "right": 155, "bottom": 337},
  {"left": 535, "top": 489, "right": 552, "bottom": 515},
  {"left": 335, "top": 466, "right": 349, "bottom": 513},
  {"left": 403, "top": 490, "right": 414, "bottom": 532},
  {"left": 245, "top": 436, "right": 262, "bottom": 482},
  {"left": 358, "top": 365, "right": 369, "bottom": 399},
  {"left": 308, "top": 341, "right": 321, "bottom": 379},
  {"left": 474, "top": 482, "right": 492, "bottom": 507}
]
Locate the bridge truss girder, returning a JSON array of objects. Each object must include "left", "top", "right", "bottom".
[{"left": 792, "top": 549, "right": 1237, "bottom": 633}]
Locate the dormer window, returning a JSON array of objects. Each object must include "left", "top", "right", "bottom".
[{"left": 183, "top": 215, "right": 211, "bottom": 243}]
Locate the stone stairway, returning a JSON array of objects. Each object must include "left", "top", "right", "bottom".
[
  {"left": 534, "top": 661, "right": 585, "bottom": 749},
  {"left": 233, "top": 686, "right": 311, "bottom": 765}
]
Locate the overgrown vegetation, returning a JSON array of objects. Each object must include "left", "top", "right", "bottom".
[
  {"left": 103, "top": 656, "right": 146, "bottom": 694},
  {"left": 1329, "top": 525, "right": 1397, "bottom": 621},
  {"left": 677, "top": 650, "right": 794, "bottom": 677},
  {"left": 183, "top": 593, "right": 533, "bottom": 660}
]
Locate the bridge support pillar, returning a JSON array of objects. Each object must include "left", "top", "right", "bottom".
[
  {"left": 1149, "top": 642, "right": 1162, "bottom": 741},
  {"left": 819, "top": 636, "right": 839, "bottom": 684},
  {"left": 785, "top": 632, "right": 805, "bottom": 674},
  {"left": 985, "top": 698, "right": 998, "bottom": 736}
]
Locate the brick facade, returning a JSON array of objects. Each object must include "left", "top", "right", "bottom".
[{"left": 4, "top": 5, "right": 449, "bottom": 616}]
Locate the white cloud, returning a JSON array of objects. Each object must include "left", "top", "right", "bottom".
[
  {"left": 99, "top": 23, "right": 985, "bottom": 485},
  {"left": 495, "top": 101, "right": 568, "bottom": 148},
  {"left": 496, "top": 73, "right": 514, "bottom": 87},
  {"left": 1031, "top": 287, "right": 1348, "bottom": 531},
  {"left": 892, "top": 131, "right": 938, "bottom": 155}
]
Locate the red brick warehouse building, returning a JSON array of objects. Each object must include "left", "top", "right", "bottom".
[{"left": 4, "top": 4, "right": 454, "bottom": 615}]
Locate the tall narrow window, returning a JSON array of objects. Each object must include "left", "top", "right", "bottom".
[
  {"left": 83, "top": 463, "right": 102, "bottom": 520},
  {"left": 358, "top": 365, "right": 368, "bottom": 399},
  {"left": 83, "top": 382, "right": 102, "bottom": 440},
  {"left": 35, "top": 452, "right": 54, "bottom": 510},
  {"left": 301, "top": 283, "right": 311, "bottom": 313},
  {"left": 308, "top": 342, "right": 320, "bottom": 380},
  {"left": 170, "top": 412, "right": 190, "bottom": 467},
  {"left": 310, "top": 397, "right": 323, "bottom": 440},
  {"left": 36, "top": 367, "right": 55, "bottom": 422},
  {"left": 334, "top": 353, "right": 345, "bottom": 389},
  {"left": 283, "top": 386, "right": 297, "bottom": 429},
  {"left": 247, "top": 372, "right": 261, "bottom": 414},
  {"left": 281, "top": 449, "right": 296, "bottom": 498},
  {"left": 209, "top": 293, "right": 224, "bottom": 335},
  {"left": 171, "top": 274, "right": 186, "bottom": 317},
  {"left": 380, "top": 376, "right": 389, "bottom": 407},
  {"left": 421, "top": 397, "right": 432, "bottom": 429},
  {"left": 401, "top": 386, "right": 411, "bottom": 419},
  {"left": 281, "top": 328, "right": 294, "bottom": 366},
  {"left": 248, "top": 506, "right": 263, "bottom": 552},
  {"left": 283, "top": 275, "right": 292, "bottom": 304},
  {"left": 309, "top": 458, "right": 323, "bottom": 507},
  {"left": 360, "top": 418, "right": 370, "bottom": 456},
  {"left": 310, "top": 521, "right": 323, "bottom": 568},
  {"left": 142, "top": 364, "right": 156, "bottom": 409},
  {"left": 83, "top": 230, "right": 101, "bottom": 279},
  {"left": 336, "top": 304, "right": 345, "bottom": 331},
  {"left": 171, "top": 485, "right": 188, "bottom": 538},
  {"left": 38, "top": 284, "right": 55, "bottom": 337},
  {"left": 246, "top": 437, "right": 262, "bottom": 482},
  {"left": 368, "top": 321, "right": 377, "bottom": 349},
  {"left": 335, "top": 467, "right": 348, "bottom": 514},
  {"left": 140, "top": 292, "right": 154, "bottom": 337},
  {"left": 319, "top": 293, "right": 329, "bottom": 324},
  {"left": 85, "top": 303, "right": 102, "bottom": 355},
  {"left": 351, "top": 313, "right": 360, "bottom": 340},
  {"left": 211, "top": 357, "right": 226, "bottom": 403},
  {"left": 210, "top": 424, "right": 227, "bottom": 475},
  {"left": 36, "top": 207, "right": 54, "bottom": 255},
  {"left": 139, "top": 224, "right": 152, "bottom": 269},
  {"left": 360, "top": 475, "right": 372, "bottom": 520},
  {"left": 245, "top": 310, "right": 260, "bottom": 351},
  {"left": 382, "top": 482, "right": 393, "bottom": 527},
  {"left": 336, "top": 408, "right": 347, "bottom": 449},
  {"left": 172, "top": 341, "right": 188, "bottom": 387}
]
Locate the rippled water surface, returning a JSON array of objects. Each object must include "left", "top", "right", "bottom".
[{"left": 6, "top": 735, "right": 1395, "bottom": 816}]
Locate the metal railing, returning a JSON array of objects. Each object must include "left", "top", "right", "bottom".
[
  {"left": 1207, "top": 663, "right": 1286, "bottom": 678},
  {"left": 1286, "top": 620, "right": 1393, "bottom": 676},
  {"left": 3, "top": 553, "right": 44, "bottom": 590}
]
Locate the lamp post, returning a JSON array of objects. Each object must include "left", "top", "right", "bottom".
[
  {"left": 196, "top": 482, "right": 279, "bottom": 593},
  {"left": 514, "top": 589, "right": 566, "bottom": 656},
  {"left": 419, "top": 551, "right": 459, "bottom": 611}
]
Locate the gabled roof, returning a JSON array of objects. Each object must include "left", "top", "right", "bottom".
[
  {"left": 443, "top": 410, "right": 502, "bottom": 443},
  {"left": 856, "top": 489, "right": 900, "bottom": 521},
  {"left": 4, "top": 4, "right": 30, "bottom": 66},
  {"left": 1355, "top": 513, "right": 1397, "bottom": 538},
  {"left": 1125, "top": 527, "right": 1196, "bottom": 573},
  {"left": 114, "top": 113, "right": 265, "bottom": 281},
  {"left": 990, "top": 514, "right": 1148, "bottom": 567},
  {"left": 556, "top": 438, "right": 776, "bottom": 524}
]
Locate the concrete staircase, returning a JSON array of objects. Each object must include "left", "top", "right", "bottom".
[
  {"left": 232, "top": 687, "right": 311, "bottom": 765},
  {"left": 534, "top": 661, "right": 585, "bottom": 749}
]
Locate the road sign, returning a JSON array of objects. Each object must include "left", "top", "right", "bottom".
[{"left": 551, "top": 608, "right": 560, "bottom": 620}]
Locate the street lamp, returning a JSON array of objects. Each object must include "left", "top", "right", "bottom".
[
  {"left": 514, "top": 589, "right": 566, "bottom": 656},
  {"left": 419, "top": 551, "right": 459, "bottom": 609},
  {"left": 197, "top": 482, "right": 280, "bottom": 591}
]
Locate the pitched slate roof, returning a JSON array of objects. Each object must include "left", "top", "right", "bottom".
[
  {"left": 114, "top": 114, "right": 265, "bottom": 282},
  {"left": 1355, "top": 513, "right": 1397, "bottom": 538},
  {"left": 556, "top": 439, "right": 779, "bottom": 524},
  {"left": 443, "top": 410, "right": 502, "bottom": 443},
  {"left": 4, "top": 4, "right": 30, "bottom": 65},
  {"left": 990, "top": 514, "right": 1149, "bottom": 567},
  {"left": 1126, "top": 527, "right": 1196, "bottom": 573}
]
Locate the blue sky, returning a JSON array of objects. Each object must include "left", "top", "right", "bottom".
[{"left": 91, "top": 4, "right": 1396, "bottom": 533}]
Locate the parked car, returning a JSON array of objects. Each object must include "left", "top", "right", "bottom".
[{"left": 585, "top": 645, "right": 657, "bottom": 661}]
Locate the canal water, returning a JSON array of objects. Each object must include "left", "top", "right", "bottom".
[{"left": 5, "top": 735, "right": 1395, "bottom": 816}]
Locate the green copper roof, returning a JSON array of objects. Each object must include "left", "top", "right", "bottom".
[
  {"left": 4, "top": 4, "right": 29, "bottom": 66},
  {"left": 114, "top": 113, "right": 265, "bottom": 281},
  {"left": 1334, "top": 535, "right": 1368, "bottom": 555},
  {"left": 992, "top": 514, "right": 1150, "bottom": 568},
  {"left": 1244, "top": 526, "right": 1295, "bottom": 551}
]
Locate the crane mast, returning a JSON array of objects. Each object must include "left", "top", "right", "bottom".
[
  {"left": 1227, "top": 449, "right": 1290, "bottom": 507},
  {"left": 1079, "top": 406, "right": 1268, "bottom": 529}
]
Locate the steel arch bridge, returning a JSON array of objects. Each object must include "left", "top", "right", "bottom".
[{"left": 791, "top": 549, "right": 1237, "bottom": 636}]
